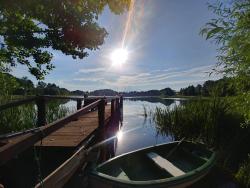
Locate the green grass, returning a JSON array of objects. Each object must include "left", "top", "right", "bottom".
[{"left": 152, "top": 95, "right": 250, "bottom": 186}]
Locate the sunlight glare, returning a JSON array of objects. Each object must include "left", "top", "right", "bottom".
[
  {"left": 111, "top": 48, "right": 128, "bottom": 67},
  {"left": 116, "top": 130, "right": 123, "bottom": 140}
]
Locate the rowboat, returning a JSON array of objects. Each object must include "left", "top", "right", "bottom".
[{"left": 88, "top": 141, "right": 216, "bottom": 188}]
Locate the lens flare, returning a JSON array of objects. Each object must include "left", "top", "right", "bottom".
[{"left": 111, "top": 48, "right": 128, "bottom": 67}]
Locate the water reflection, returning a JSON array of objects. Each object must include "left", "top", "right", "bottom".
[
  {"left": 95, "top": 97, "right": 238, "bottom": 188},
  {"left": 116, "top": 130, "right": 123, "bottom": 141},
  {"left": 99, "top": 98, "right": 181, "bottom": 157},
  {"left": 125, "top": 97, "right": 175, "bottom": 106}
]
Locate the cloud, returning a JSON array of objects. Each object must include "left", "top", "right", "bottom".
[
  {"left": 77, "top": 67, "right": 106, "bottom": 74},
  {"left": 69, "top": 64, "right": 222, "bottom": 91},
  {"left": 100, "top": 65, "right": 221, "bottom": 90},
  {"left": 73, "top": 77, "right": 104, "bottom": 82}
]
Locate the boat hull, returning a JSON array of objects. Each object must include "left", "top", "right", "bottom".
[{"left": 89, "top": 141, "right": 216, "bottom": 188}]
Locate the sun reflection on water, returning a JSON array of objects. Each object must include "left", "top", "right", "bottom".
[{"left": 116, "top": 130, "right": 123, "bottom": 140}]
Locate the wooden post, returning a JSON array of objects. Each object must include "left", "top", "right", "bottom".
[
  {"left": 98, "top": 99, "right": 105, "bottom": 128},
  {"left": 120, "top": 96, "right": 123, "bottom": 109},
  {"left": 119, "top": 96, "right": 123, "bottom": 122},
  {"left": 111, "top": 99, "right": 115, "bottom": 117},
  {"left": 76, "top": 99, "right": 82, "bottom": 110},
  {"left": 115, "top": 98, "right": 119, "bottom": 111},
  {"left": 36, "top": 96, "right": 46, "bottom": 127}
]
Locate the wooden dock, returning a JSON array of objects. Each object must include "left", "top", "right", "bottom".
[
  {"left": 0, "top": 95, "right": 123, "bottom": 188},
  {"left": 35, "top": 105, "right": 111, "bottom": 147}
]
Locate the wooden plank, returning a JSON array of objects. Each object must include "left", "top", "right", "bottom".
[
  {"left": 147, "top": 152, "right": 185, "bottom": 177},
  {"left": 35, "top": 136, "right": 94, "bottom": 188},
  {"left": 35, "top": 105, "right": 111, "bottom": 147},
  {"left": 0, "top": 100, "right": 101, "bottom": 165}
]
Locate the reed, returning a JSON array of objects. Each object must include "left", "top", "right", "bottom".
[
  {"left": 0, "top": 98, "right": 73, "bottom": 134},
  {"left": 236, "top": 155, "right": 250, "bottom": 187},
  {"left": 152, "top": 96, "right": 250, "bottom": 179},
  {"left": 142, "top": 105, "right": 148, "bottom": 118}
]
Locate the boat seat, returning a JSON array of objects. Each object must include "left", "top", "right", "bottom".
[
  {"left": 147, "top": 152, "right": 185, "bottom": 177},
  {"left": 117, "top": 168, "right": 130, "bottom": 180}
]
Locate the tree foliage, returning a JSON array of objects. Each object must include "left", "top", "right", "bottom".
[
  {"left": 0, "top": 0, "right": 130, "bottom": 79},
  {"left": 0, "top": 72, "right": 19, "bottom": 97},
  {"left": 180, "top": 78, "right": 237, "bottom": 97},
  {"left": 200, "top": 0, "right": 250, "bottom": 91}
]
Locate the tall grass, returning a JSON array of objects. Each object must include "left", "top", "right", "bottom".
[
  {"left": 0, "top": 102, "right": 37, "bottom": 134},
  {"left": 46, "top": 100, "right": 74, "bottom": 124},
  {"left": 0, "top": 99, "right": 74, "bottom": 134},
  {"left": 152, "top": 96, "right": 250, "bottom": 180},
  {"left": 236, "top": 155, "right": 250, "bottom": 187}
]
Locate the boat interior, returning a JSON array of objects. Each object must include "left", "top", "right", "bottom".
[{"left": 96, "top": 142, "right": 213, "bottom": 181}]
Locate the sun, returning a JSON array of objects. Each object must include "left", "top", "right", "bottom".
[{"left": 110, "top": 48, "right": 128, "bottom": 67}]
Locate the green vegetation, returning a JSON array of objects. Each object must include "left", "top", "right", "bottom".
[
  {"left": 0, "top": 99, "right": 73, "bottom": 134},
  {"left": 0, "top": 72, "right": 78, "bottom": 97},
  {"left": 180, "top": 77, "right": 237, "bottom": 97},
  {"left": 122, "top": 88, "right": 175, "bottom": 97},
  {"left": 153, "top": 0, "right": 250, "bottom": 182},
  {"left": 0, "top": 103, "right": 37, "bottom": 134},
  {"left": 152, "top": 96, "right": 250, "bottom": 185},
  {"left": 200, "top": 0, "right": 250, "bottom": 92},
  {"left": 0, "top": 74, "right": 74, "bottom": 134},
  {"left": 0, "top": 0, "right": 130, "bottom": 79},
  {"left": 236, "top": 155, "right": 250, "bottom": 187}
]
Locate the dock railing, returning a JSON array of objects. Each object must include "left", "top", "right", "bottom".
[{"left": 0, "top": 95, "right": 123, "bottom": 165}]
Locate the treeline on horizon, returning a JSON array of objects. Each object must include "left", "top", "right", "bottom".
[{"left": 1, "top": 72, "right": 237, "bottom": 97}]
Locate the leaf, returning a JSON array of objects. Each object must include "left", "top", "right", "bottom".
[{"left": 206, "top": 27, "right": 224, "bottom": 40}]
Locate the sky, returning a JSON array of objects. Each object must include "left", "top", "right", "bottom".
[{"left": 12, "top": 0, "right": 221, "bottom": 92}]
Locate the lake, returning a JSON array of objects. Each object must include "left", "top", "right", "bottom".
[
  {"left": 97, "top": 97, "right": 238, "bottom": 188},
  {"left": 115, "top": 97, "right": 181, "bottom": 155},
  {"left": 61, "top": 97, "right": 238, "bottom": 187},
  {"left": 63, "top": 97, "right": 182, "bottom": 155}
]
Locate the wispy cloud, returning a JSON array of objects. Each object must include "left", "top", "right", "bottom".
[
  {"left": 70, "top": 64, "right": 222, "bottom": 91},
  {"left": 73, "top": 77, "right": 104, "bottom": 82},
  {"left": 100, "top": 65, "right": 221, "bottom": 90},
  {"left": 77, "top": 67, "right": 106, "bottom": 74}
]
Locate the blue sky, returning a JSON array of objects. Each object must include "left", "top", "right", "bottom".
[{"left": 12, "top": 0, "right": 221, "bottom": 91}]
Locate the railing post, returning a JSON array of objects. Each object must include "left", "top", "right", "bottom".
[
  {"left": 120, "top": 96, "right": 123, "bottom": 109},
  {"left": 98, "top": 99, "right": 105, "bottom": 128},
  {"left": 36, "top": 96, "right": 46, "bottom": 127},
  {"left": 77, "top": 99, "right": 82, "bottom": 110},
  {"left": 111, "top": 99, "right": 115, "bottom": 117},
  {"left": 115, "top": 98, "right": 119, "bottom": 111},
  {"left": 119, "top": 96, "right": 123, "bottom": 122}
]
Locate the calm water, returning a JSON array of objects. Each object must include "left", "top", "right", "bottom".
[
  {"left": 63, "top": 97, "right": 238, "bottom": 188},
  {"left": 63, "top": 97, "right": 185, "bottom": 155},
  {"left": 115, "top": 97, "right": 181, "bottom": 155}
]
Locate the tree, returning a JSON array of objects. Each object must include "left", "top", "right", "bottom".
[
  {"left": 180, "top": 85, "right": 196, "bottom": 96},
  {"left": 195, "top": 84, "right": 202, "bottom": 96},
  {"left": 0, "top": 0, "right": 130, "bottom": 79},
  {"left": 200, "top": 0, "right": 250, "bottom": 91},
  {"left": 160, "top": 88, "right": 175, "bottom": 96},
  {"left": 0, "top": 72, "right": 19, "bottom": 97}
]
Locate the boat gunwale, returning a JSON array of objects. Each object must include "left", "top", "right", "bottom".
[{"left": 89, "top": 141, "right": 216, "bottom": 186}]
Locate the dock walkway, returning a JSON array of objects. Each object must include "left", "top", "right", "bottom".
[
  {"left": 35, "top": 104, "right": 111, "bottom": 147},
  {"left": 0, "top": 96, "right": 123, "bottom": 188}
]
